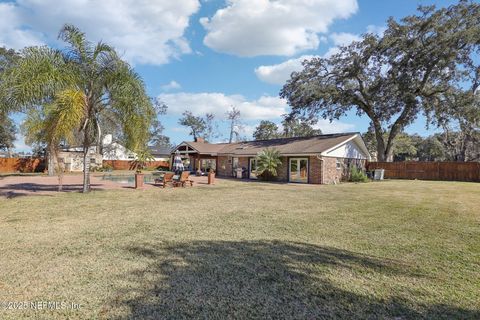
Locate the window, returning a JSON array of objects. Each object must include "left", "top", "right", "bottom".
[
  {"left": 336, "top": 159, "right": 342, "bottom": 170},
  {"left": 200, "top": 159, "right": 216, "bottom": 172},
  {"left": 90, "top": 158, "right": 96, "bottom": 164}
]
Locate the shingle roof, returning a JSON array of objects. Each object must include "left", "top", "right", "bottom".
[
  {"left": 148, "top": 145, "right": 172, "bottom": 156},
  {"left": 186, "top": 142, "right": 231, "bottom": 154},
  {"left": 180, "top": 133, "right": 360, "bottom": 156}
]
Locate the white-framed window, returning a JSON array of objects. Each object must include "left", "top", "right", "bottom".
[{"left": 336, "top": 159, "right": 342, "bottom": 170}]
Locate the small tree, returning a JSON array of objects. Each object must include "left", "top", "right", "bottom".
[
  {"left": 134, "top": 148, "right": 155, "bottom": 173},
  {"left": 255, "top": 148, "right": 282, "bottom": 181},
  {"left": 226, "top": 106, "right": 242, "bottom": 143},
  {"left": 253, "top": 120, "right": 280, "bottom": 140},
  {"left": 281, "top": 118, "right": 321, "bottom": 138},
  {"left": 178, "top": 111, "right": 217, "bottom": 142},
  {"left": 0, "top": 111, "right": 16, "bottom": 156}
]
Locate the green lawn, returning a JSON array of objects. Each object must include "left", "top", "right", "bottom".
[{"left": 0, "top": 179, "right": 479, "bottom": 319}]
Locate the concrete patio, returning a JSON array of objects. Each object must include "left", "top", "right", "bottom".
[{"left": 0, "top": 173, "right": 210, "bottom": 198}]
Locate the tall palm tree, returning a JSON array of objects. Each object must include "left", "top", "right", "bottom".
[{"left": 1, "top": 24, "right": 154, "bottom": 192}]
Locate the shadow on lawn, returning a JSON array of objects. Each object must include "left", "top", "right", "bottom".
[
  {"left": 0, "top": 183, "right": 104, "bottom": 198},
  {"left": 110, "top": 241, "right": 478, "bottom": 319}
]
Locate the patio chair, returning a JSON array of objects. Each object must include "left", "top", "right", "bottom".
[
  {"left": 154, "top": 172, "right": 175, "bottom": 188},
  {"left": 172, "top": 171, "right": 194, "bottom": 188}
]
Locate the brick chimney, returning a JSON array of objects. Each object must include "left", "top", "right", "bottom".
[{"left": 195, "top": 137, "right": 205, "bottom": 143}]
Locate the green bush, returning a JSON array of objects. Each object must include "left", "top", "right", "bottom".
[
  {"left": 256, "top": 148, "right": 282, "bottom": 181},
  {"left": 350, "top": 166, "right": 369, "bottom": 183}
]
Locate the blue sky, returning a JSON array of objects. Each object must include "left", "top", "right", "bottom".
[{"left": 0, "top": 0, "right": 463, "bottom": 151}]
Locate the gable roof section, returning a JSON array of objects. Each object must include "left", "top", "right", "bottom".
[
  {"left": 175, "top": 141, "right": 230, "bottom": 155},
  {"left": 174, "top": 133, "right": 370, "bottom": 158}
]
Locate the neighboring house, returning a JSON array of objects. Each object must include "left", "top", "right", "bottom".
[
  {"left": 101, "top": 134, "right": 136, "bottom": 161},
  {"left": 171, "top": 133, "right": 370, "bottom": 184},
  {"left": 149, "top": 146, "right": 172, "bottom": 161},
  {"left": 57, "top": 146, "right": 103, "bottom": 172}
]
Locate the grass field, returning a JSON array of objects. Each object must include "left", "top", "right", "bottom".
[{"left": 0, "top": 179, "right": 479, "bottom": 319}]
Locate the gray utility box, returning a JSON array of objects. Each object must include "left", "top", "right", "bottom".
[
  {"left": 236, "top": 168, "right": 243, "bottom": 179},
  {"left": 374, "top": 169, "right": 385, "bottom": 180}
]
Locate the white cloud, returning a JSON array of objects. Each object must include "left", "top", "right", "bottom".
[
  {"left": 0, "top": 3, "right": 44, "bottom": 49},
  {"left": 329, "top": 32, "right": 361, "bottom": 46},
  {"left": 0, "top": 0, "right": 200, "bottom": 65},
  {"left": 366, "top": 25, "right": 387, "bottom": 36},
  {"left": 159, "top": 92, "right": 288, "bottom": 120},
  {"left": 313, "top": 119, "right": 355, "bottom": 134},
  {"left": 255, "top": 55, "right": 318, "bottom": 85},
  {"left": 255, "top": 32, "right": 361, "bottom": 85},
  {"left": 161, "top": 80, "right": 182, "bottom": 91},
  {"left": 200, "top": 0, "right": 358, "bottom": 57}
]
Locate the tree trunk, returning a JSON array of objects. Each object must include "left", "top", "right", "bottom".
[
  {"left": 54, "top": 149, "right": 64, "bottom": 192},
  {"left": 372, "top": 121, "right": 387, "bottom": 162},
  {"left": 48, "top": 144, "right": 56, "bottom": 176},
  {"left": 229, "top": 123, "right": 234, "bottom": 144},
  {"left": 82, "top": 142, "right": 91, "bottom": 193}
]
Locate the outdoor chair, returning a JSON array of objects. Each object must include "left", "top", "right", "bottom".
[
  {"left": 154, "top": 172, "right": 175, "bottom": 188},
  {"left": 172, "top": 171, "right": 194, "bottom": 188}
]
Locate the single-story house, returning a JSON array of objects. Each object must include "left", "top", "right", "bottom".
[
  {"left": 171, "top": 133, "right": 371, "bottom": 184},
  {"left": 149, "top": 146, "right": 172, "bottom": 161},
  {"left": 102, "top": 134, "right": 136, "bottom": 161},
  {"left": 56, "top": 146, "right": 103, "bottom": 172}
]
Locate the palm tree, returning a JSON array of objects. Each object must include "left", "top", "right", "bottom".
[
  {"left": 255, "top": 148, "right": 283, "bottom": 181},
  {"left": 1, "top": 24, "right": 154, "bottom": 192}
]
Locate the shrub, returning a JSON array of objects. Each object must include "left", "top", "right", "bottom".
[
  {"left": 350, "top": 166, "right": 369, "bottom": 183},
  {"left": 256, "top": 148, "right": 282, "bottom": 181}
]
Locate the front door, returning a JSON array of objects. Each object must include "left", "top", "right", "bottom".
[{"left": 289, "top": 158, "right": 308, "bottom": 183}]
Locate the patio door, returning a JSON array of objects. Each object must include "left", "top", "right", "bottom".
[
  {"left": 289, "top": 158, "right": 308, "bottom": 183},
  {"left": 249, "top": 158, "right": 258, "bottom": 179}
]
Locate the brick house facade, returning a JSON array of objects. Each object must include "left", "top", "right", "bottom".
[{"left": 172, "top": 133, "right": 370, "bottom": 185}]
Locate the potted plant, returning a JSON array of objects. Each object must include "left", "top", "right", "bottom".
[
  {"left": 208, "top": 168, "right": 216, "bottom": 184},
  {"left": 134, "top": 148, "right": 154, "bottom": 189}
]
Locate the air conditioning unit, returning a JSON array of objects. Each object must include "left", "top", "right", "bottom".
[{"left": 374, "top": 169, "right": 385, "bottom": 180}]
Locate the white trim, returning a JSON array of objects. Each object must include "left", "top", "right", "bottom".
[
  {"left": 320, "top": 134, "right": 358, "bottom": 155},
  {"left": 320, "top": 134, "right": 371, "bottom": 160},
  {"left": 172, "top": 142, "right": 199, "bottom": 154}
]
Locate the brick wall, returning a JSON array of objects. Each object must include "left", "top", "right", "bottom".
[
  {"left": 274, "top": 157, "right": 288, "bottom": 182},
  {"left": 308, "top": 156, "right": 322, "bottom": 184},
  {"left": 319, "top": 157, "right": 340, "bottom": 184},
  {"left": 320, "top": 157, "right": 367, "bottom": 184},
  {"left": 217, "top": 156, "right": 231, "bottom": 177}
]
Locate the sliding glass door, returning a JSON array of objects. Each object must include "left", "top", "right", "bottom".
[
  {"left": 289, "top": 158, "right": 308, "bottom": 183},
  {"left": 249, "top": 158, "right": 258, "bottom": 179}
]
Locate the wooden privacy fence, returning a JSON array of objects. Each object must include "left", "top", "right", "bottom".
[
  {"left": 102, "top": 160, "right": 169, "bottom": 171},
  {"left": 366, "top": 161, "right": 480, "bottom": 182},
  {"left": 0, "top": 158, "right": 46, "bottom": 173}
]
